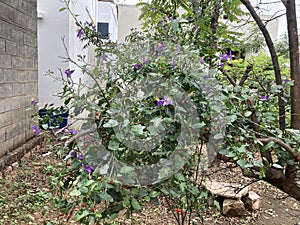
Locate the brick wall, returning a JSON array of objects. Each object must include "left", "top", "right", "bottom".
[{"left": 0, "top": 0, "right": 38, "bottom": 157}]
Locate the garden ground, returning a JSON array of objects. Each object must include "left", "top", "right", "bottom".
[{"left": 0, "top": 137, "right": 299, "bottom": 225}]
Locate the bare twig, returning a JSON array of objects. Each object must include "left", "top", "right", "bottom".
[
  {"left": 258, "top": 136, "right": 299, "bottom": 159},
  {"left": 64, "top": 126, "right": 97, "bottom": 148}
]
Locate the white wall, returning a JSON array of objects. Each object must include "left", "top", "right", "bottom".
[
  {"left": 38, "top": 0, "right": 69, "bottom": 106},
  {"left": 38, "top": 0, "right": 97, "bottom": 107},
  {"left": 98, "top": 1, "right": 118, "bottom": 42},
  {"left": 117, "top": 4, "right": 142, "bottom": 42}
]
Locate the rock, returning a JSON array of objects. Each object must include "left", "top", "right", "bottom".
[
  {"left": 203, "top": 180, "right": 250, "bottom": 199},
  {"left": 222, "top": 199, "right": 249, "bottom": 216},
  {"left": 243, "top": 191, "right": 262, "bottom": 211},
  {"left": 12, "top": 162, "right": 19, "bottom": 169}
]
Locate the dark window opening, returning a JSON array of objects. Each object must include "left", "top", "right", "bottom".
[{"left": 97, "top": 22, "right": 109, "bottom": 39}]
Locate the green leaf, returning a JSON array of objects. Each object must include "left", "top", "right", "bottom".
[
  {"left": 123, "top": 196, "right": 130, "bottom": 207},
  {"left": 149, "top": 191, "right": 159, "bottom": 198},
  {"left": 108, "top": 139, "right": 119, "bottom": 151},
  {"left": 131, "top": 198, "right": 142, "bottom": 211},
  {"left": 59, "top": 7, "right": 67, "bottom": 12},
  {"left": 244, "top": 111, "right": 252, "bottom": 117},
  {"left": 192, "top": 122, "right": 206, "bottom": 129},
  {"left": 103, "top": 119, "right": 118, "bottom": 128},
  {"left": 100, "top": 192, "right": 114, "bottom": 202},
  {"left": 262, "top": 141, "right": 275, "bottom": 152},
  {"left": 73, "top": 210, "right": 90, "bottom": 222},
  {"left": 69, "top": 189, "right": 81, "bottom": 196},
  {"left": 237, "top": 159, "right": 247, "bottom": 168},
  {"left": 120, "top": 165, "right": 134, "bottom": 174},
  {"left": 171, "top": 19, "right": 179, "bottom": 31},
  {"left": 272, "top": 163, "right": 283, "bottom": 169},
  {"left": 214, "top": 200, "right": 221, "bottom": 211},
  {"left": 131, "top": 124, "right": 145, "bottom": 136}
]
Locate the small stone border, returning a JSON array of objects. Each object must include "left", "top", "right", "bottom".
[{"left": 0, "top": 135, "right": 45, "bottom": 172}]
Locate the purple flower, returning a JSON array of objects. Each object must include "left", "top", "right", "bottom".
[
  {"left": 175, "top": 45, "right": 181, "bottom": 54},
  {"left": 157, "top": 96, "right": 173, "bottom": 107},
  {"left": 279, "top": 85, "right": 284, "bottom": 91},
  {"left": 77, "top": 28, "right": 84, "bottom": 38},
  {"left": 220, "top": 53, "right": 228, "bottom": 61},
  {"left": 134, "top": 63, "right": 143, "bottom": 70},
  {"left": 142, "top": 57, "right": 150, "bottom": 64},
  {"left": 64, "top": 69, "right": 75, "bottom": 78},
  {"left": 82, "top": 164, "right": 94, "bottom": 174},
  {"left": 260, "top": 95, "right": 269, "bottom": 100},
  {"left": 284, "top": 79, "right": 291, "bottom": 83},
  {"left": 68, "top": 129, "right": 78, "bottom": 135},
  {"left": 31, "top": 98, "right": 38, "bottom": 105},
  {"left": 203, "top": 75, "right": 210, "bottom": 80},
  {"left": 163, "top": 96, "right": 173, "bottom": 106},
  {"left": 77, "top": 154, "right": 83, "bottom": 160},
  {"left": 228, "top": 51, "right": 233, "bottom": 60},
  {"left": 167, "top": 15, "right": 171, "bottom": 21},
  {"left": 151, "top": 7, "right": 157, "bottom": 11},
  {"left": 170, "top": 59, "right": 176, "bottom": 68},
  {"left": 103, "top": 54, "right": 108, "bottom": 62},
  {"left": 155, "top": 43, "right": 165, "bottom": 52},
  {"left": 69, "top": 150, "right": 75, "bottom": 158},
  {"left": 31, "top": 126, "right": 40, "bottom": 136},
  {"left": 157, "top": 99, "right": 164, "bottom": 107},
  {"left": 199, "top": 57, "right": 205, "bottom": 63},
  {"left": 85, "top": 21, "right": 95, "bottom": 29}
]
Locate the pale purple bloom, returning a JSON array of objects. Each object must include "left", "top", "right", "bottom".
[
  {"left": 32, "top": 126, "right": 40, "bottom": 135},
  {"left": 142, "top": 57, "right": 150, "bottom": 64},
  {"left": 175, "top": 45, "right": 181, "bottom": 54},
  {"left": 279, "top": 85, "right": 284, "bottom": 91},
  {"left": 31, "top": 98, "right": 38, "bottom": 105},
  {"left": 284, "top": 79, "right": 291, "bottom": 83},
  {"left": 134, "top": 63, "right": 143, "bottom": 70},
  {"left": 102, "top": 54, "right": 108, "bottom": 62},
  {"left": 77, "top": 28, "right": 84, "bottom": 38},
  {"left": 77, "top": 154, "right": 83, "bottom": 160},
  {"left": 69, "top": 129, "right": 78, "bottom": 135},
  {"left": 163, "top": 96, "right": 173, "bottom": 106},
  {"left": 64, "top": 69, "right": 75, "bottom": 78},
  {"left": 69, "top": 150, "right": 75, "bottom": 158},
  {"left": 82, "top": 164, "right": 94, "bottom": 174},
  {"left": 85, "top": 21, "right": 95, "bottom": 29},
  {"left": 260, "top": 95, "right": 269, "bottom": 100},
  {"left": 151, "top": 7, "right": 157, "bottom": 11},
  {"left": 170, "top": 59, "right": 176, "bottom": 68},
  {"left": 155, "top": 43, "right": 165, "bottom": 52},
  {"left": 199, "top": 57, "right": 205, "bottom": 63},
  {"left": 157, "top": 99, "right": 164, "bottom": 107},
  {"left": 203, "top": 75, "right": 210, "bottom": 80}
]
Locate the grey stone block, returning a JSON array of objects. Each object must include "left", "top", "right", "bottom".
[
  {"left": 3, "top": 69, "right": 17, "bottom": 83},
  {"left": 0, "top": 54, "right": 12, "bottom": 68},
  {"left": 0, "top": 2, "right": 16, "bottom": 22},
  {"left": 0, "top": 83, "right": 13, "bottom": 98},
  {"left": 0, "top": 38, "right": 5, "bottom": 53},
  {"left": 0, "top": 21, "right": 11, "bottom": 39},
  {"left": 11, "top": 56, "right": 24, "bottom": 69},
  {"left": 5, "top": 40, "right": 17, "bottom": 55}
]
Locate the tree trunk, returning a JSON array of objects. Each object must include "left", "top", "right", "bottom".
[
  {"left": 264, "top": 165, "right": 300, "bottom": 201},
  {"left": 285, "top": 0, "right": 300, "bottom": 129},
  {"left": 241, "top": 0, "right": 286, "bottom": 130}
]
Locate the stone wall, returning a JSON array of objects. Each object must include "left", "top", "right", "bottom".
[{"left": 0, "top": 0, "right": 38, "bottom": 157}]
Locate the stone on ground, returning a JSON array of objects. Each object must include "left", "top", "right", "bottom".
[
  {"left": 243, "top": 191, "right": 262, "bottom": 211},
  {"left": 203, "top": 180, "right": 250, "bottom": 199},
  {"left": 222, "top": 199, "right": 249, "bottom": 216}
]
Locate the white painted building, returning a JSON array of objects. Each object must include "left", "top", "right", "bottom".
[{"left": 37, "top": 0, "right": 117, "bottom": 106}]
